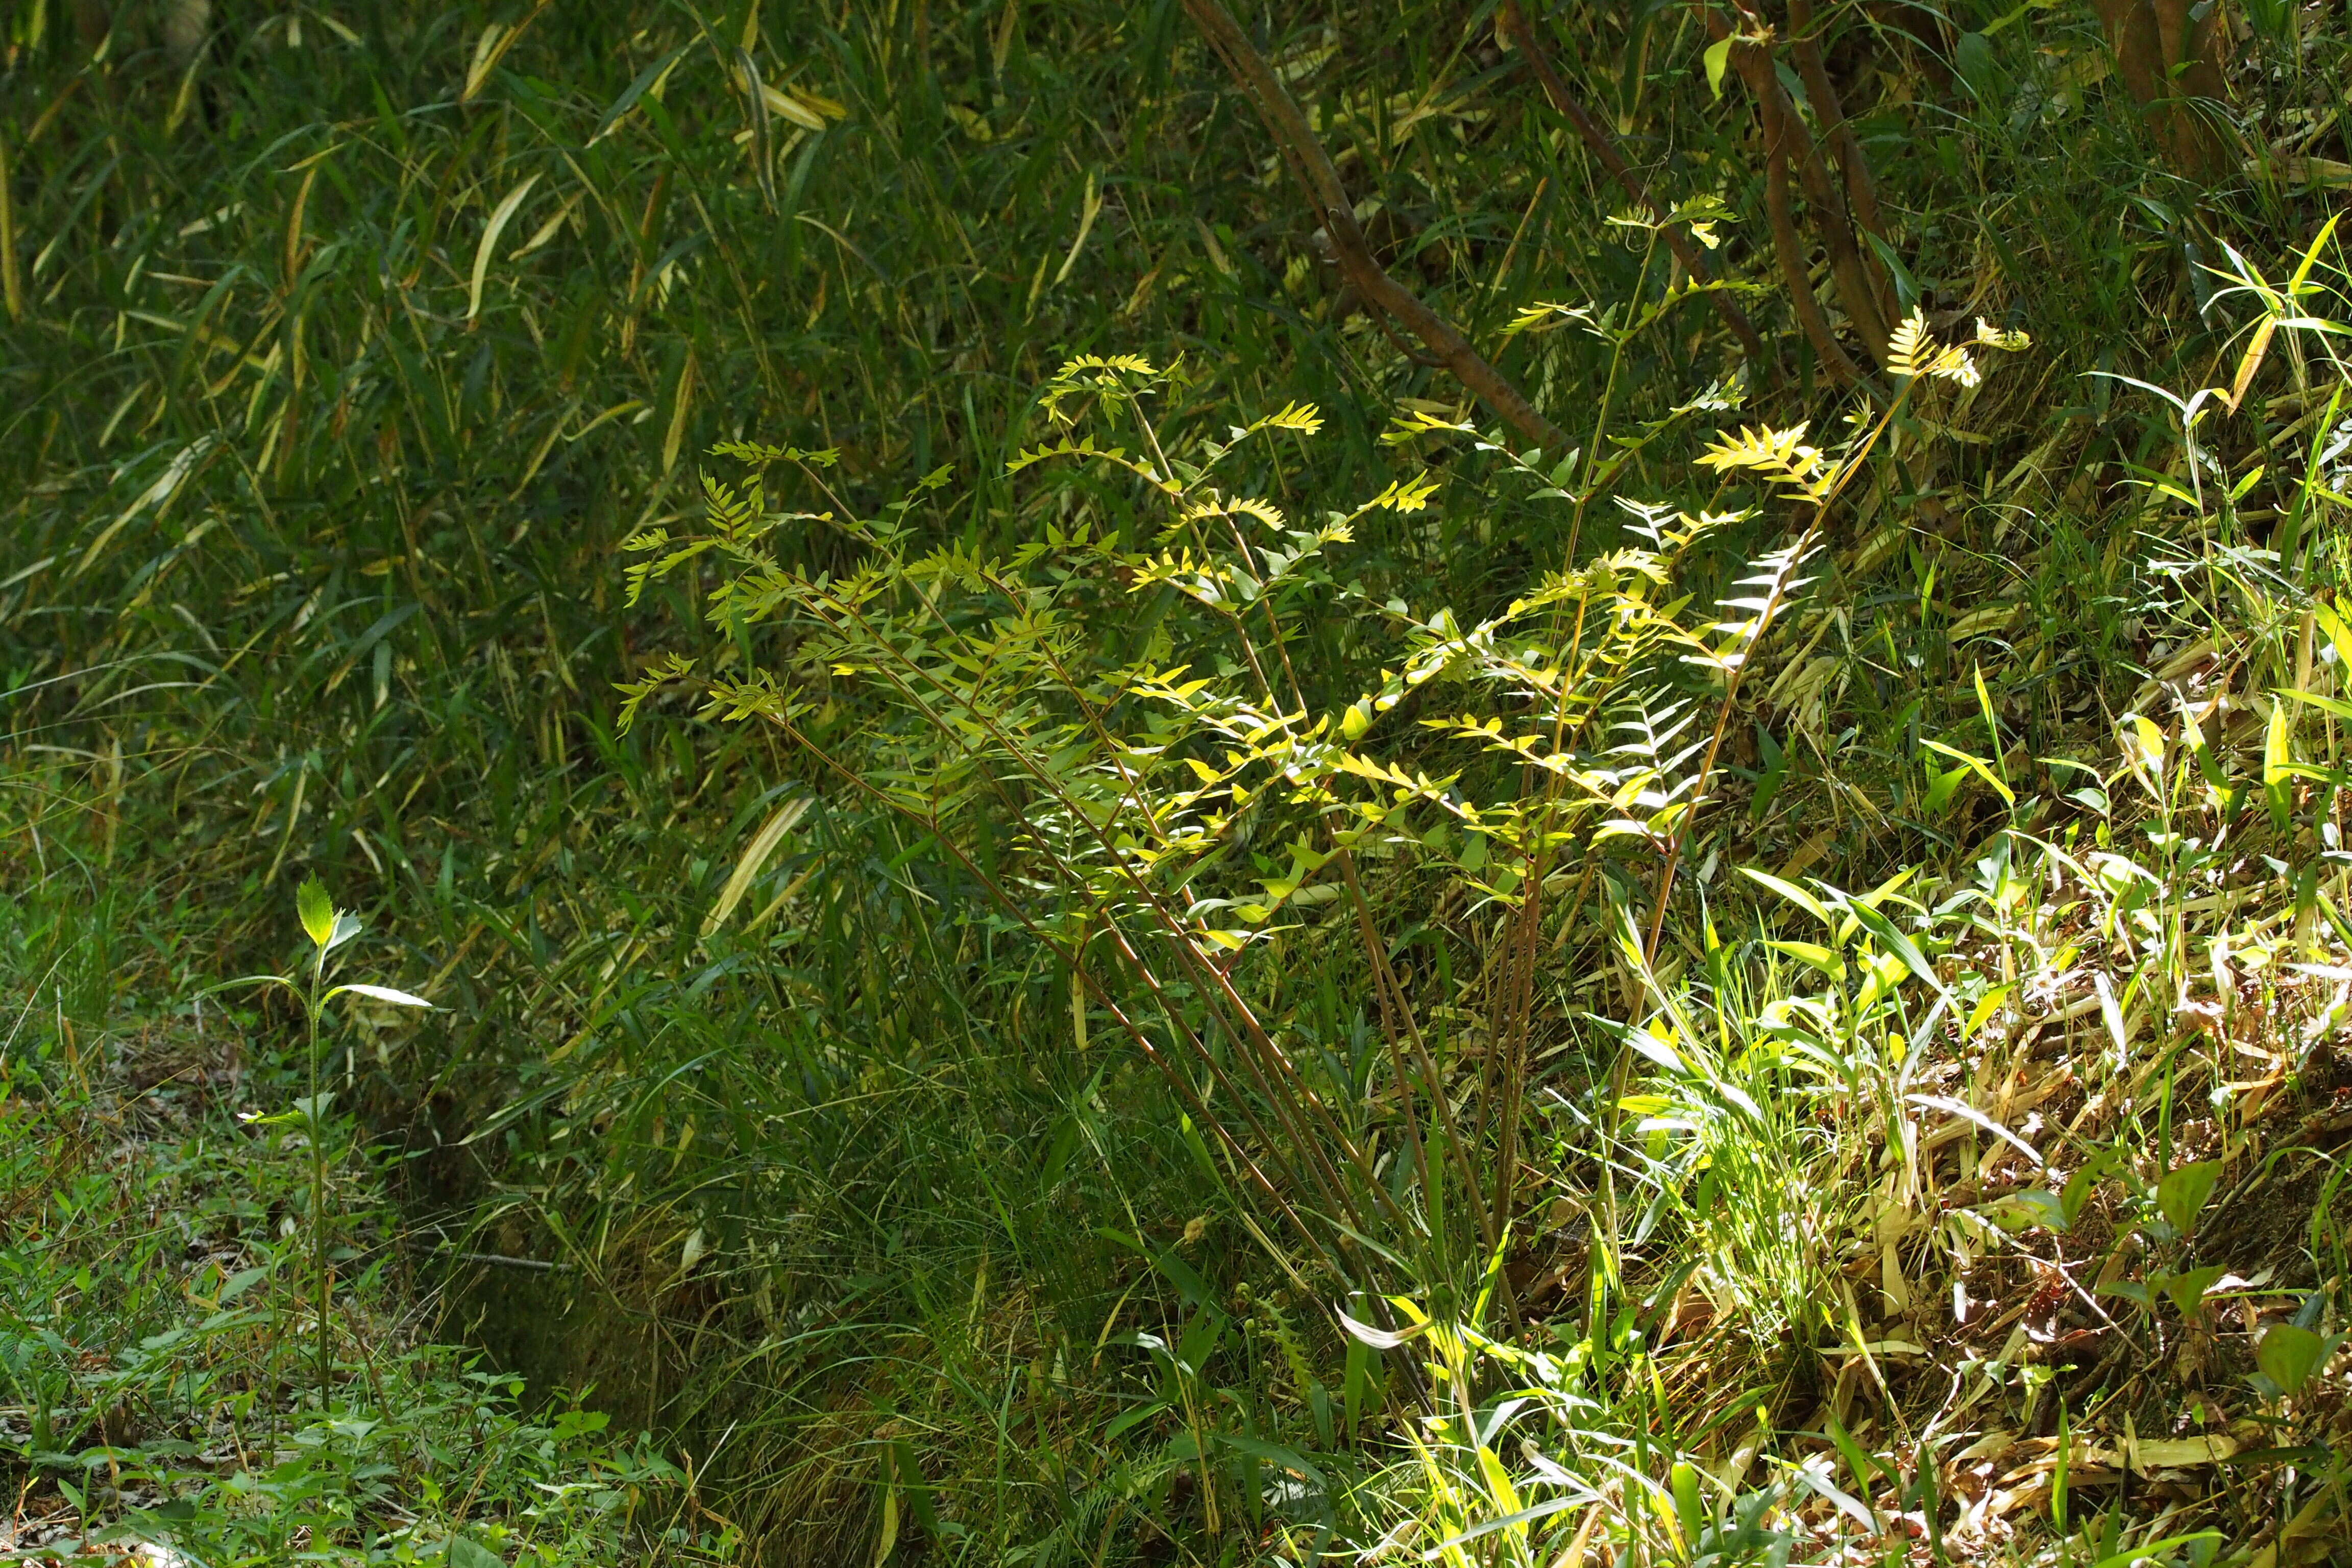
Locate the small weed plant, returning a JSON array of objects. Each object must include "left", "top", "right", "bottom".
[{"left": 0, "top": 839, "right": 727, "bottom": 1564}]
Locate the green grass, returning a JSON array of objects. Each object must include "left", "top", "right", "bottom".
[
  {"left": 8, "top": 0, "right": 2352, "bottom": 1562},
  {"left": 0, "top": 803, "right": 726, "bottom": 1564}
]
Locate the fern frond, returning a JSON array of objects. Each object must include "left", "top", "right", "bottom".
[
  {"left": 1051, "top": 353, "right": 1158, "bottom": 382},
  {"left": 1587, "top": 548, "right": 1673, "bottom": 586},
  {"left": 1889, "top": 307, "right": 1984, "bottom": 386},
  {"left": 1007, "top": 434, "right": 1118, "bottom": 473},
  {"left": 1185, "top": 496, "right": 1288, "bottom": 531},
  {"left": 1975, "top": 318, "right": 2031, "bottom": 353},
  {"left": 1933, "top": 349, "right": 1981, "bottom": 387},
  {"left": 1887, "top": 310, "right": 1931, "bottom": 380},
  {"left": 1671, "top": 375, "right": 1746, "bottom": 417},
  {"left": 1247, "top": 400, "right": 1325, "bottom": 435},
  {"left": 702, "top": 472, "right": 768, "bottom": 542},
  {"left": 1501, "top": 301, "right": 1595, "bottom": 338},
  {"left": 1380, "top": 408, "right": 1476, "bottom": 447},
  {"left": 699, "top": 670, "right": 795, "bottom": 726},
  {"left": 707, "top": 439, "right": 839, "bottom": 467},
  {"left": 622, "top": 538, "right": 718, "bottom": 606},
  {"left": 1696, "top": 424, "right": 1830, "bottom": 498},
  {"left": 1362, "top": 473, "right": 1442, "bottom": 514},
  {"left": 613, "top": 652, "right": 696, "bottom": 734},
  {"left": 1004, "top": 434, "right": 1174, "bottom": 492},
  {"left": 1613, "top": 498, "right": 1753, "bottom": 552}
]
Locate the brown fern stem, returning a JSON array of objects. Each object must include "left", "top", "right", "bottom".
[{"left": 1731, "top": 40, "right": 1892, "bottom": 361}]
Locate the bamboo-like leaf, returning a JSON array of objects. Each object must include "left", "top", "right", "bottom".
[
  {"left": 2265, "top": 696, "right": 2296, "bottom": 833},
  {"left": 465, "top": 173, "right": 543, "bottom": 325},
  {"left": 2224, "top": 316, "right": 2276, "bottom": 414},
  {"left": 332, "top": 983, "right": 435, "bottom": 1009},
  {"left": 592, "top": 43, "right": 697, "bottom": 144},
  {"left": 1051, "top": 168, "right": 1102, "bottom": 286},
  {"left": 1920, "top": 738, "right": 2014, "bottom": 806},
  {"left": 751, "top": 78, "right": 832, "bottom": 132},
  {"left": 704, "top": 795, "right": 812, "bottom": 935},
  {"left": 73, "top": 437, "right": 218, "bottom": 577},
  {"left": 1741, "top": 867, "right": 1835, "bottom": 929},
  {"left": 1335, "top": 1308, "right": 1427, "bottom": 1349},
  {"left": 461, "top": 2, "right": 551, "bottom": 103}
]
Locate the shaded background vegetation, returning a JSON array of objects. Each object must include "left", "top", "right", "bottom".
[{"left": 9, "top": 0, "right": 2352, "bottom": 1562}]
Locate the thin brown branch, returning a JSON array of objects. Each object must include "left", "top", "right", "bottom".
[
  {"left": 1181, "top": 0, "right": 1572, "bottom": 455},
  {"left": 1786, "top": 0, "right": 1896, "bottom": 325},
  {"left": 1368, "top": 305, "right": 1448, "bottom": 368},
  {"left": 1727, "top": 36, "right": 1892, "bottom": 361},
  {"left": 1497, "top": 0, "right": 1769, "bottom": 374},
  {"left": 1785, "top": 1, "right": 1889, "bottom": 240},
  {"left": 1698, "top": 4, "right": 1893, "bottom": 366},
  {"left": 1762, "top": 108, "right": 1871, "bottom": 393}
]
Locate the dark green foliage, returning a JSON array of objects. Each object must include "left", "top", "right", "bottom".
[{"left": 12, "top": 1, "right": 2352, "bottom": 1562}]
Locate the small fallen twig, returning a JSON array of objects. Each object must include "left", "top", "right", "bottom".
[{"left": 455, "top": 1251, "right": 572, "bottom": 1273}]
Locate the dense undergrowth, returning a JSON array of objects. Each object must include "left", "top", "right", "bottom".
[
  {"left": 9, "top": 0, "right": 2352, "bottom": 1563},
  {"left": 0, "top": 849, "right": 723, "bottom": 1563}
]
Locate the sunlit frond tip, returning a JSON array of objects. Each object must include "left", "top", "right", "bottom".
[
  {"left": 1887, "top": 309, "right": 1979, "bottom": 387},
  {"left": 1051, "top": 353, "right": 1158, "bottom": 380},
  {"left": 1248, "top": 400, "right": 1325, "bottom": 435},
  {"left": 1696, "top": 423, "right": 1831, "bottom": 498}
]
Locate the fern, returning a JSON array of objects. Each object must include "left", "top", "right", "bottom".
[
  {"left": 1887, "top": 307, "right": 1982, "bottom": 387},
  {"left": 1184, "top": 496, "right": 1288, "bottom": 532},
  {"left": 1360, "top": 473, "right": 1442, "bottom": 515},
  {"left": 1051, "top": 352, "right": 1159, "bottom": 380},
  {"left": 1243, "top": 399, "right": 1325, "bottom": 435},
  {"left": 618, "top": 341, "right": 2020, "bottom": 1343},
  {"left": 1501, "top": 300, "right": 1596, "bottom": 338},
  {"left": 612, "top": 652, "right": 696, "bottom": 734},
  {"left": 1379, "top": 408, "right": 1477, "bottom": 447},
  {"left": 1003, "top": 433, "right": 1174, "bottom": 492},
  {"left": 622, "top": 538, "right": 716, "bottom": 607},
  {"left": 1696, "top": 423, "right": 1833, "bottom": 500},
  {"left": 1975, "top": 317, "right": 2032, "bottom": 353},
  {"left": 1684, "top": 533, "right": 1822, "bottom": 677},
  {"left": 707, "top": 438, "right": 838, "bottom": 467}
]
